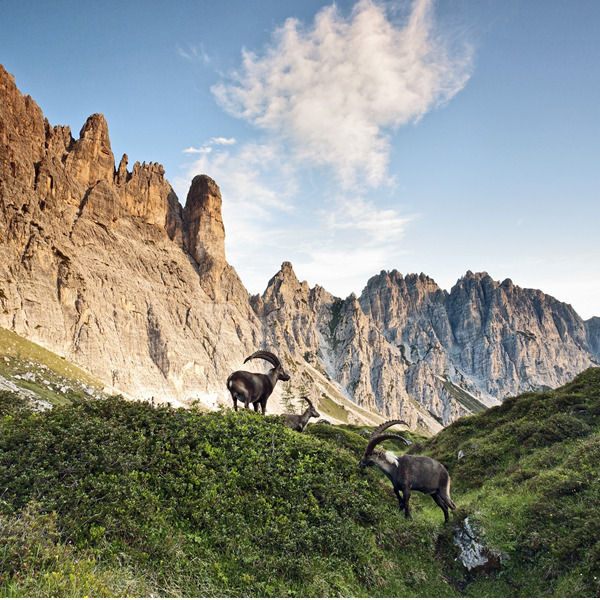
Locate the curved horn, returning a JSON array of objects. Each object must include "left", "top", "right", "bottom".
[
  {"left": 244, "top": 350, "right": 281, "bottom": 368},
  {"left": 369, "top": 419, "right": 410, "bottom": 440},
  {"left": 300, "top": 395, "right": 313, "bottom": 408},
  {"left": 363, "top": 432, "right": 412, "bottom": 457}
]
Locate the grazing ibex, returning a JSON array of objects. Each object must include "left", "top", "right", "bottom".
[
  {"left": 226, "top": 350, "right": 290, "bottom": 415},
  {"left": 359, "top": 420, "right": 456, "bottom": 522},
  {"left": 282, "top": 396, "right": 320, "bottom": 432}
]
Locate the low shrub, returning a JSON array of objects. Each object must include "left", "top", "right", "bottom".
[{"left": 0, "top": 395, "right": 456, "bottom": 597}]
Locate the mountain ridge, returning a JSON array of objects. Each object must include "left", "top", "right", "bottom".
[{"left": 1, "top": 61, "right": 598, "bottom": 432}]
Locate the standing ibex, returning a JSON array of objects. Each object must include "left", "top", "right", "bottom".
[
  {"left": 226, "top": 350, "right": 290, "bottom": 415},
  {"left": 282, "top": 396, "right": 320, "bottom": 432},
  {"left": 359, "top": 420, "right": 456, "bottom": 522}
]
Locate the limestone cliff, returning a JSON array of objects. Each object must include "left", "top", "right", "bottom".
[
  {"left": 1, "top": 62, "right": 599, "bottom": 433},
  {"left": 256, "top": 265, "right": 598, "bottom": 429},
  {"left": 0, "top": 63, "right": 259, "bottom": 409},
  {"left": 585, "top": 317, "right": 600, "bottom": 362},
  {"left": 0, "top": 63, "right": 388, "bottom": 427}
]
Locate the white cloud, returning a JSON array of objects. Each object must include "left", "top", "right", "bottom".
[
  {"left": 323, "top": 196, "right": 415, "bottom": 244},
  {"left": 177, "top": 140, "right": 298, "bottom": 274},
  {"left": 185, "top": 141, "right": 295, "bottom": 213},
  {"left": 183, "top": 137, "right": 237, "bottom": 154},
  {"left": 176, "top": 0, "right": 470, "bottom": 296},
  {"left": 177, "top": 136, "right": 416, "bottom": 297},
  {"left": 177, "top": 42, "right": 210, "bottom": 64},
  {"left": 289, "top": 195, "right": 417, "bottom": 296},
  {"left": 211, "top": 137, "right": 236, "bottom": 146},
  {"left": 212, "top": 0, "right": 472, "bottom": 188},
  {"left": 183, "top": 146, "right": 213, "bottom": 154},
  {"left": 295, "top": 245, "right": 401, "bottom": 297}
]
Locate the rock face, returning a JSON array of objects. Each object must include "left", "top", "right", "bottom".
[
  {"left": 252, "top": 264, "right": 599, "bottom": 431},
  {"left": 182, "top": 174, "right": 246, "bottom": 305},
  {"left": 356, "top": 270, "right": 597, "bottom": 422},
  {"left": 1, "top": 62, "right": 599, "bottom": 432},
  {"left": 585, "top": 317, "right": 600, "bottom": 360},
  {"left": 0, "top": 63, "right": 259, "bottom": 410}
]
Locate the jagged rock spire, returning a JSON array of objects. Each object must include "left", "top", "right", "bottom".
[
  {"left": 183, "top": 174, "right": 226, "bottom": 270},
  {"left": 64, "top": 113, "right": 115, "bottom": 188}
]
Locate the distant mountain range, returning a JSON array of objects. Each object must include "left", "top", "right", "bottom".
[{"left": 1, "top": 62, "right": 598, "bottom": 433}]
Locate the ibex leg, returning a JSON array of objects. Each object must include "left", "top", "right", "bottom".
[
  {"left": 431, "top": 492, "right": 449, "bottom": 522},
  {"left": 393, "top": 488, "right": 405, "bottom": 510},
  {"left": 402, "top": 488, "right": 412, "bottom": 518}
]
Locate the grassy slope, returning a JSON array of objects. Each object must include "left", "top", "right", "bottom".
[
  {"left": 0, "top": 326, "right": 105, "bottom": 406},
  {"left": 419, "top": 367, "right": 600, "bottom": 597},
  {"left": 0, "top": 398, "right": 455, "bottom": 597},
  {"left": 0, "top": 344, "right": 598, "bottom": 596}
]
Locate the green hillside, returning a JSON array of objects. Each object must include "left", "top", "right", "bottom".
[
  {"left": 419, "top": 366, "right": 600, "bottom": 597},
  {"left": 0, "top": 326, "right": 106, "bottom": 407},
  {"left": 0, "top": 364, "right": 598, "bottom": 596}
]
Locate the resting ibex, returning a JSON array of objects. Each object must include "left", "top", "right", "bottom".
[
  {"left": 359, "top": 420, "right": 456, "bottom": 522},
  {"left": 282, "top": 396, "right": 320, "bottom": 432},
  {"left": 226, "top": 350, "right": 290, "bottom": 415}
]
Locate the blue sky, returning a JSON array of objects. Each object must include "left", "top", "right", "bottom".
[{"left": 2, "top": 0, "right": 599, "bottom": 319}]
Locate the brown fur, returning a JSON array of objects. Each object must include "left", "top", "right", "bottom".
[
  {"left": 227, "top": 351, "right": 290, "bottom": 415},
  {"left": 360, "top": 429, "right": 456, "bottom": 522}
]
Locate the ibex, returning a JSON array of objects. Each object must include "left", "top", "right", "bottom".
[
  {"left": 359, "top": 420, "right": 456, "bottom": 522},
  {"left": 282, "top": 396, "right": 320, "bottom": 432},
  {"left": 226, "top": 350, "right": 290, "bottom": 415}
]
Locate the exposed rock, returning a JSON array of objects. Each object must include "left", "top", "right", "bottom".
[
  {"left": 115, "top": 154, "right": 181, "bottom": 235},
  {"left": 64, "top": 113, "right": 115, "bottom": 189},
  {"left": 182, "top": 174, "right": 247, "bottom": 304},
  {"left": 183, "top": 174, "right": 225, "bottom": 268},
  {"left": 1, "top": 61, "right": 598, "bottom": 432},
  {"left": 585, "top": 317, "right": 600, "bottom": 360},
  {"left": 0, "top": 62, "right": 261, "bottom": 409},
  {"left": 454, "top": 517, "right": 502, "bottom": 572}
]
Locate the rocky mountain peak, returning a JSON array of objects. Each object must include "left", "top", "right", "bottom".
[
  {"left": 64, "top": 113, "right": 114, "bottom": 188},
  {"left": 183, "top": 174, "right": 225, "bottom": 267},
  {"left": 179, "top": 174, "right": 249, "bottom": 303},
  {"left": 2, "top": 60, "right": 599, "bottom": 433},
  {"left": 114, "top": 153, "right": 180, "bottom": 235},
  {"left": 360, "top": 269, "right": 446, "bottom": 329},
  {"left": 280, "top": 260, "right": 297, "bottom": 277},
  {"left": 263, "top": 261, "right": 310, "bottom": 300},
  {"left": 452, "top": 270, "right": 494, "bottom": 290},
  {"left": 0, "top": 63, "right": 260, "bottom": 413}
]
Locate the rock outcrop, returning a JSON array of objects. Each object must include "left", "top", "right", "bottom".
[
  {"left": 585, "top": 317, "right": 600, "bottom": 360},
  {"left": 1, "top": 62, "right": 599, "bottom": 432},
  {"left": 247, "top": 261, "right": 599, "bottom": 431},
  {"left": 355, "top": 270, "right": 597, "bottom": 422},
  {"left": 0, "top": 63, "right": 259, "bottom": 410}
]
